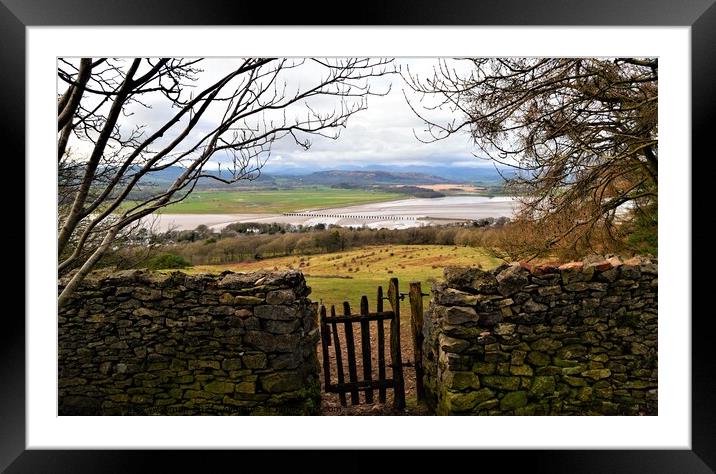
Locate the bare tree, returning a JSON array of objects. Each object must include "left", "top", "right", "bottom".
[
  {"left": 58, "top": 57, "right": 394, "bottom": 306},
  {"left": 403, "top": 58, "right": 657, "bottom": 258}
]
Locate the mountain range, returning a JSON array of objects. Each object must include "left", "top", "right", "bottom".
[{"left": 140, "top": 164, "right": 514, "bottom": 189}]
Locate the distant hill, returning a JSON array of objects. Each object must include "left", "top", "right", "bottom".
[
  {"left": 280, "top": 170, "right": 451, "bottom": 186},
  {"left": 264, "top": 162, "right": 517, "bottom": 185},
  {"left": 363, "top": 164, "right": 517, "bottom": 184},
  {"left": 141, "top": 167, "right": 277, "bottom": 189},
  {"left": 134, "top": 164, "right": 513, "bottom": 191}
]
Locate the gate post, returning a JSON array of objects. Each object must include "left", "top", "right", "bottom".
[
  {"left": 387, "top": 278, "right": 406, "bottom": 410},
  {"left": 409, "top": 281, "right": 426, "bottom": 403}
]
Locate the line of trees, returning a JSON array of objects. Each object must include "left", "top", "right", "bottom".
[
  {"left": 101, "top": 219, "right": 547, "bottom": 269},
  {"left": 117, "top": 201, "right": 653, "bottom": 269}
]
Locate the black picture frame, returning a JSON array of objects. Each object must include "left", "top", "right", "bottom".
[{"left": 4, "top": 0, "right": 712, "bottom": 471}]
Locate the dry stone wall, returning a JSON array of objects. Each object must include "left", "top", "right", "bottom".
[
  {"left": 423, "top": 256, "right": 657, "bottom": 415},
  {"left": 58, "top": 269, "right": 320, "bottom": 415}
]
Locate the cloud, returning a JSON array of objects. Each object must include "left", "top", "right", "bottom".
[{"left": 66, "top": 58, "right": 489, "bottom": 171}]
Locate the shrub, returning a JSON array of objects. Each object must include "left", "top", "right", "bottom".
[
  {"left": 145, "top": 253, "right": 192, "bottom": 270},
  {"left": 626, "top": 202, "right": 658, "bottom": 256}
]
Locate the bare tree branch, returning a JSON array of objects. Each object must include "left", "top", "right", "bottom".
[
  {"left": 403, "top": 58, "right": 658, "bottom": 257},
  {"left": 58, "top": 57, "right": 396, "bottom": 306}
]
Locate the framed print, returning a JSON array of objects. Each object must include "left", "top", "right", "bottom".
[{"left": 4, "top": 0, "right": 714, "bottom": 471}]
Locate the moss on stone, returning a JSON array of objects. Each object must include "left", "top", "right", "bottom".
[
  {"left": 529, "top": 376, "right": 556, "bottom": 397},
  {"left": 510, "top": 365, "right": 533, "bottom": 376},
  {"left": 472, "top": 361, "right": 496, "bottom": 375},
  {"left": 500, "top": 391, "right": 528, "bottom": 410},
  {"left": 481, "top": 375, "right": 522, "bottom": 391},
  {"left": 444, "top": 371, "right": 481, "bottom": 391}
]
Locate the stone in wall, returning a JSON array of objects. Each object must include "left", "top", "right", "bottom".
[
  {"left": 423, "top": 255, "right": 657, "bottom": 416},
  {"left": 58, "top": 269, "right": 321, "bottom": 415}
]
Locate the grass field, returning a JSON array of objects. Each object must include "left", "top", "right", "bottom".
[
  {"left": 188, "top": 244, "right": 503, "bottom": 309},
  {"left": 154, "top": 187, "right": 404, "bottom": 214}
]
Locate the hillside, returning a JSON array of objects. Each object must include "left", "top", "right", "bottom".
[
  {"left": 135, "top": 167, "right": 453, "bottom": 191},
  {"left": 142, "top": 167, "right": 277, "bottom": 188},
  {"left": 124, "top": 164, "right": 518, "bottom": 192},
  {"left": 188, "top": 244, "right": 503, "bottom": 309},
  {"left": 283, "top": 170, "right": 451, "bottom": 186}
]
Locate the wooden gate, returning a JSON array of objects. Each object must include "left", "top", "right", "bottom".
[{"left": 319, "top": 277, "right": 406, "bottom": 409}]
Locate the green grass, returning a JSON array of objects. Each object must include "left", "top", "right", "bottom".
[
  {"left": 153, "top": 187, "right": 404, "bottom": 214},
  {"left": 187, "top": 244, "right": 503, "bottom": 310}
]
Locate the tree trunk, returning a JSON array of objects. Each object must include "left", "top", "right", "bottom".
[
  {"left": 58, "top": 224, "right": 121, "bottom": 308},
  {"left": 57, "top": 59, "right": 141, "bottom": 256},
  {"left": 57, "top": 58, "right": 92, "bottom": 131}
]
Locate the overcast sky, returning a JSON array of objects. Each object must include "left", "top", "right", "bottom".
[
  {"left": 255, "top": 58, "right": 488, "bottom": 173},
  {"left": 63, "top": 58, "right": 496, "bottom": 173}
]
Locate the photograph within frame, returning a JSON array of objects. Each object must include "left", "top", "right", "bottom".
[{"left": 55, "top": 55, "right": 658, "bottom": 419}]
